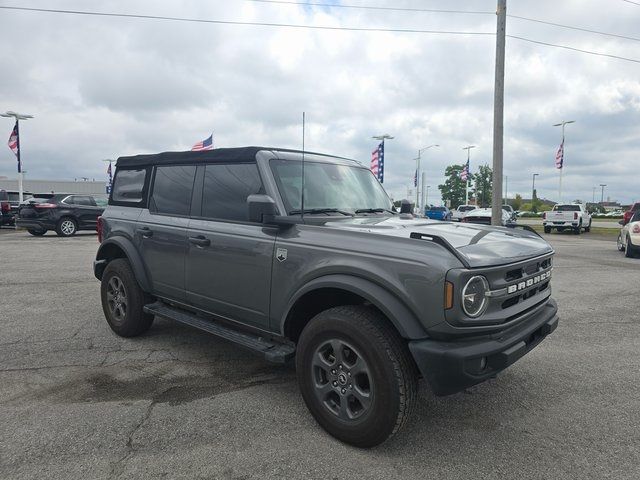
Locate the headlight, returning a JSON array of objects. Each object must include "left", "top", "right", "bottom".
[{"left": 462, "top": 275, "right": 490, "bottom": 317}]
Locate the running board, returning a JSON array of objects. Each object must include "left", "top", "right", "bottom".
[{"left": 143, "top": 302, "right": 295, "bottom": 364}]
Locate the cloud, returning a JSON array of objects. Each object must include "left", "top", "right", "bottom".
[{"left": 0, "top": 0, "right": 639, "bottom": 205}]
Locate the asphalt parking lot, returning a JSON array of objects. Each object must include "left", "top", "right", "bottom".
[{"left": 1, "top": 228, "right": 639, "bottom": 479}]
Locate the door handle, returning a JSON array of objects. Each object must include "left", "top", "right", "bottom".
[
  {"left": 136, "top": 227, "right": 153, "bottom": 238},
  {"left": 188, "top": 235, "right": 211, "bottom": 247}
]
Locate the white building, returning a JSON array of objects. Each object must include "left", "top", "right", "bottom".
[{"left": 0, "top": 177, "right": 107, "bottom": 195}]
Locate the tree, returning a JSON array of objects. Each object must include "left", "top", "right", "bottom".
[
  {"left": 438, "top": 164, "right": 467, "bottom": 209},
  {"left": 472, "top": 164, "right": 493, "bottom": 208},
  {"left": 511, "top": 193, "right": 523, "bottom": 211}
]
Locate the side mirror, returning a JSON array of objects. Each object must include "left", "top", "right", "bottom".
[
  {"left": 618, "top": 220, "right": 624, "bottom": 225},
  {"left": 247, "top": 194, "right": 278, "bottom": 224}
]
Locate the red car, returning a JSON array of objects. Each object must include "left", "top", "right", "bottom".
[{"left": 623, "top": 202, "right": 640, "bottom": 225}]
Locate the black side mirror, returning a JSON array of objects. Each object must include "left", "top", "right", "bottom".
[
  {"left": 618, "top": 220, "right": 624, "bottom": 225},
  {"left": 247, "top": 194, "right": 278, "bottom": 224}
]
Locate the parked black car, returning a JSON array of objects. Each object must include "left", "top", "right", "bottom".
[
  {"left": 0, "top": 189, "right": 33, "bottom": 226},
  {"left": 16, "top": 193, "right": 107, "bottom": 236}
]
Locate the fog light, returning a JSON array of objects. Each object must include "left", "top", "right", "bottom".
[{"left": 479, "top": 357, "right": 487, "bottom": 370}]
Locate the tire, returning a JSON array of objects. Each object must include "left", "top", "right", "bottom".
[
  {"left": 574, "top": 221, "right": 582, "bottom": 235},
  {"left": 56, "top": 217, "right": 77, "bottom": 237},
  {"left": 617, "top": 234, "right": 625, "bottom": 252},
  {"left": 28, "top": 228, "right": 46, "bottom": 236},
  {"left": 584, "top": 219, "right": 592, "bottom": 233},
  {"left": 100, "top": 258, "right": 154, "bottom": 337},
  {"left": 296, "top": 305, "right": 418, "bottom": 448},
  {"left": 544, "top": 226, "right": 551, "bottom": 234},
  {"left": 625, "top": 238, "right": 636, "bottom": 258}
]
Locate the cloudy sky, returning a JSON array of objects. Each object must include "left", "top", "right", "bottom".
[{"left": 1, "top": 0, "right": 639, "bottom": 205}]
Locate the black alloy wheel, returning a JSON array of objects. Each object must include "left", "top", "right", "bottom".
[{"left": 296, "top": 305, "right": 418, "bottom": 448}]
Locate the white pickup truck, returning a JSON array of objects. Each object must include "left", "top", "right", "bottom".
[
  {"left": 451, "top": 205, "right": 477, "bottom": 222},
  {"left": 543, "top": 203, "right": 592, "bottom": 234}
]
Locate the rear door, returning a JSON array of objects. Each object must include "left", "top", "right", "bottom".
[
  {"left": 68, "top": 195, "right": 102, "bottom": 229},
  {"left": 136, "top": 165, "right": 197, "bottom": 301},
  {"left": 185, "top": 162, "right": 276, "bottom": 329}
]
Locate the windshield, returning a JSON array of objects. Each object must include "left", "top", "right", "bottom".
[
  {"left": 270, "top": 159, "right": 393, "bottom": 214},
  {"left": 429, "top": 207, "right": 446, "bottom": 211},
  {"left": 459, "top": 206, "right": 475, "bottom": 212}
]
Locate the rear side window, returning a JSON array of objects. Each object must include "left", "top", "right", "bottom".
[
  {"left": 201, "top": 163, "right": 263, "bottom": 222},
  {"left": 112, "top": 168, "right": 147, "bottom": 203},
  {"left": 72, "top": 195, "right": 95, "bottom": 206},
  {"left": 150, "top": 165, "right": 196, "bottom": 216}
]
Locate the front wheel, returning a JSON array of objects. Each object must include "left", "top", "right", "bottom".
[
  {"left": 625, "top": 238, "right": 636, "bottom": 258},
  {"left": 100, "top": 258, "right": 154, "bottom": 337},
  {"left": 296, "top": 306, "right": 418, "bottom": 448},
  {"left": 617, "top": 234, "right": 625, "bottom": 252}
]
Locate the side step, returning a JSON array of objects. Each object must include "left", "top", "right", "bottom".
[{"left": 143, "top": 302, "right": 295, "bottom": 364}]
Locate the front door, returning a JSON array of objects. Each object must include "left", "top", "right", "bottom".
[{"left": 185, "top": 162, "right": 275, "bottom": 329}]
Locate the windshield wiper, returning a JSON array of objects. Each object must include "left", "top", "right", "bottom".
[
  {"left": 289, "top": 208, "right": 354, "bottom": 216},
  {"left": 354, "top": 208, "right": 397, "bottom": 215}
]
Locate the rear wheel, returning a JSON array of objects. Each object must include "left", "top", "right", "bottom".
[
  {"left": 28, "top": 228, "right": 46, "bottom": 236},
  {"left": 574, "top": 221, "right": 582, "bottom": 235},
  {"left": 100, "top": 258, "right": 154, "bottom": 337},
  {"left": 584, "top": 219, "right": 592, "bottom": 232},
  {"left": 544, "top": 226, "right": 551, "bottom": 234},
  {"left": 625, "top": 238, "right": 636, "bottom": 258},
  {"left": 296, "top": 306, "right": 418, "bottom": 448},
  {"left": 56, "top": 217, "right": 77, "bottom": 237}
]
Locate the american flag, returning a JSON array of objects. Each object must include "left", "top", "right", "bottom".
[
  {"left": 191, "top": 133, "right": 214, "bottom": 151},
  {"left": 7, "top": 122, "right": 20, "bottom": 172},
  {"left": 555, "top": 140, "right": 564, "bottom": 169},
  {"left": 460, "top": 160, "right": 470, "bottom": 181},
  {"left": 370, "top": 142, "right": 384, "bottom": 183},
  {"left": 106, "top": 162, "right": 113, "bottom": 194}
]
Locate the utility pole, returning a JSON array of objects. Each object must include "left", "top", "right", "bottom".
[
  {"left": 592, "top": 186, "right": 596, "bottom": 203},
  {"left": 600, "top": 184, "right": 607, "bottom": 204},
  {"left": 504, "top": 175, "right": 508, "bottom": 205},
  {"left": 553, "top": 120, "right": 575, "bottom": 202},
  {"left": 532, "top": 173, "right": 539, "bottom": 205},
  {"left": 1, "top": 110, "right": 34, "bottom": 203},
  {"left": 462, "top": 145, "right": 475, "bottom": 205},
  {"left": 491, "top": 0, "right": 507, "bottom": 225},
  {"left": 414, "top": 144, "right": 439, "bottom": 215}
]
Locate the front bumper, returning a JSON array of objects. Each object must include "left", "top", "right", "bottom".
[{"left": 409, "top": 298, "right": 558, "bottom": 396}]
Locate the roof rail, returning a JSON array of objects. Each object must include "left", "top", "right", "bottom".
[
  {"left": 505, "top": 224, "right": 542, "bottom": 238},
  {"left": 409, "top": 232, "right": 471, "bottom": 268}
]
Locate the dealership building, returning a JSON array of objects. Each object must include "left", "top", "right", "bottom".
[{"left": 0, "top": 177, "right": 107, "bottom": 195}]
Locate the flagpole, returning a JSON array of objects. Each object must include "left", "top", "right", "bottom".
[
  {"left": 1, "top": 111, "right": 34, "bottom": 204},
  {"left": 553, "top": 120, "right": 575, "bottom": 203},
  {"left": 463, "top": 145, "right": 475, "bottom": 205}
]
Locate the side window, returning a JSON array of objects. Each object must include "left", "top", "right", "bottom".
[
  {"left": 112, "top": 168, "right": 147, "bottom": 203},
  {"left": 62, "top": 196, "right": 75, "bottom": 205},
  {"left": 93, "top": 196, "right": 108, "bottom": 207},
  {"left": 150, "top": 165, "right": 196, "bottom": 216},
  {"left": 201, "top": 163, "right": 263, "bottom": 222},
  {"left": 74, "top": 195, "right": 95, "bottom": 206}
]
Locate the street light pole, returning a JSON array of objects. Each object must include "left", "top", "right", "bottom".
[
  {"left": 462, "top": 145, "right": 476, "bottom": 205},
  {"left": 415, "top": 144, "right": 439, "bottom": 214},
  {"left": 426, "top": 185, "right": 431, "bottom": 207},
  {"left": 553, "top": 120, "right": 575, "bottom": 203},
  {"left": 600, "top": 184, "right": 607, "bottom": 204},
  {"left": 1, "top": 110, "right": 34, "bottom": 203}
]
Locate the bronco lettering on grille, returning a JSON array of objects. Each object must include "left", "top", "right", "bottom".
[{"left": 506, "top": 270, "right": 551, "bottom": 295}]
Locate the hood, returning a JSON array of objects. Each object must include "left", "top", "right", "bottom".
[{"left": 324, "top": 216, "right": 553, "bottom": 268}]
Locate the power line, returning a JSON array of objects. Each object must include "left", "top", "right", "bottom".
[
  {"left": 0, "top": 5, "right": 494, "bottom": 35},
  {"left": 622, "top": 0, "right": 640, "bottom": 6},
  {"left": 508, "top": 14, "right": 640, "bottom": 43},
  {"left": 508, "top": 35, "right": 640, "bottom": 64},
  {"left": 244, "top": 0, "right": 493, "bottom": 15}
]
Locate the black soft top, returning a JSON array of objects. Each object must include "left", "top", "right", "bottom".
[{"left": 115, "top": 146, "right": 353, "bottom": 168}]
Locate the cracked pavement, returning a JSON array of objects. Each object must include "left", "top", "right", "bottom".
[{"left": 0, "top": 228, "right": 639, "bottom": 479}]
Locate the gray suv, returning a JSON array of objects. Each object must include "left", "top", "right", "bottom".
[{"left": 94, "top": 147, "right": 558, "bottom": 447}]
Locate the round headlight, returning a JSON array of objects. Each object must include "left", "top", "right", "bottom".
[{"left": 462, "top": 275, "right": 490, "bottom": 318}]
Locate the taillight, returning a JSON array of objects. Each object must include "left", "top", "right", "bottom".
[
  {"left": 633, "top": 224, "right": 640, "bottom": 234},
  {"left": 0, "top": 201, "right": 9, "bottom": 213},
  {"left": 574, "top": 212, "right": 578, "bottom": 220},
  {"left": 34, "top": 203, "right": 57, "bottom": 209},
  {"left": 97, "top": 216, "right": 103, "bottom": 243},
  {"left": 542, "top": 212, "right": 546, "bottom": 220}
]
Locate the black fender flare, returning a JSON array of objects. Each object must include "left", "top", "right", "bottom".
[
  {"left": 282, "top": 274, "right": 428, "bottom": 340},
  {"left": 94, "top": 236, "right": 151, "bottom": 292}
]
